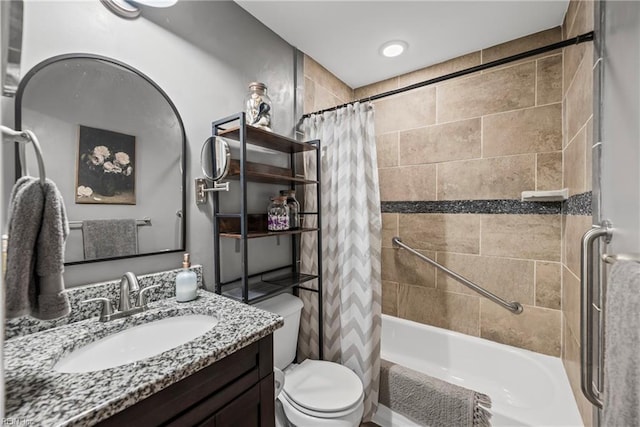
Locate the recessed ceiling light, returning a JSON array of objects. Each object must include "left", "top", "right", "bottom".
[{"left": 380, "top": 41, "right": 408, "bottom": 58}]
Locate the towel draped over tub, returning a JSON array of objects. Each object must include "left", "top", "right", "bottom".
[{"left": 379, "top": 359, "right": 492, "bottom": 427}]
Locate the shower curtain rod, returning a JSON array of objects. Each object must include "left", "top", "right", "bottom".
[{"left": 302, "top": 31, "right": 594, "bottom": 118}]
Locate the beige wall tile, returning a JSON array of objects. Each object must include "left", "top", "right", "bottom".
[
  {"left": 399, "top": 284, "right": 480, "bottom": 336},
  {"left": 562, "top": 317, "right": 580, "bottom": 383},
  {"left": 482, "top": 214, "right": 561, "bottom": 261},
  {"left": 376, "top": 133, "right": 399, "bottom": 168},
  {"left": 379, "top": 165, "right": 437, "bottom": 201},
  {"left": 382, "top": 280, "right": 399, "bottom": 316},
  {"left": 399, "top": 118, "right": 481, "bottom": 165},
  {"left": 565, "top": 43, "right": 594, "bottom": 142},
  {"left": 564, "top": 0, "right": 594, "bottom": 97},
  {"left": 564, "top": 214, "right": 593, "bottom": 277},
  {"left": 562, "top": 316, "right": 594, "bottom": 427},
  {"left": 567, "top": 0, "right": 595, "bottom": 39},
  {"left": 537, "top": 151, "right": 563, "bottom": 190},
  {"left": 435, "top": 253, "right": 535, "bottom": 305},
  {"left": 354, "top": 77, "right": 398, "bottom": 100},
  {"left": 398, "top": 214, "right": 481, "bottom": 254},
  {"left": 536, "top": 261, "right": 562, "bottom": 309},
  {"left": 437, "top": 155, "right": 535, "bottom": 200},
  {"left": 483, "top": 104, "right": 562, "bottom": 157},
  {"left": 586, "top": 117, "right": 593, "bottom": 191},
  {"left": 382, "top": 247, "right": 436, "bottom": 287},
  {"left": 381, "top": 213, "right": 398, "bottom": 249},
  {"left": 564, "top": 0, "right": 581, "bottom": 37},
  {"left": 480, "top": 300, "right": 561, "bottom": 356},
  {"left": 564, "top": 126, "right": 588, "bottom": 196},
  {"left": 537, "top": 55, "right": 563, "bottom": 105},
  {"left": 482, "top": 27, "right": 562, "bottom": 64},
  {"left": 563, "top": 43, "right": 587, "bottom": 98},
  {"left": 374, "top": 87, "right": 436, "bottom": 134},
  {"left": 562, "top": 266, "right": 581, "bottom": 341},
  {"left": 304, "top": 77, "right": 315, "bottom": 115},
  {"left": 398, "top": 52, "right": 481, "bottom": 87},
  {"left": 303, "top": 54, "right": 353, "bottom": 103},
  {"left": 313, "top": 85, "right": 342, "bottom": 112},
  {"left": 437, "top": 62, "right": 536, "bottom": 123}
]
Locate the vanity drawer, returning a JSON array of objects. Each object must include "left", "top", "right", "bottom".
[{"left": 97, "top": 334, "right": 274, "bottom": 426}]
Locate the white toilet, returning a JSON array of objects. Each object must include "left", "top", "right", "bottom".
[{"left": 256, "top": 293, "right": 364, "bottom": 427}]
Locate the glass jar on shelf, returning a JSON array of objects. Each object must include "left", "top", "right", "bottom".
[
  {"left": 245, "top": 82, "right": 272, "bottom": 131},
  {"left": 280, "top": 189, "right": 300, "bottom": 229},
  {"left": 267, "top": 196, "right": 289, "bottom": 231}
]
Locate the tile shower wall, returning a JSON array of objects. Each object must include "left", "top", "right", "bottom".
[
  {"left": 352, "top": 28, "right": 565, "bottom": 357},
  {"left": 560, "top": 0, "right": 595, "bottom": 425},
  {"left": 303, "top": 55, "right": 354, "bottom": 115}
]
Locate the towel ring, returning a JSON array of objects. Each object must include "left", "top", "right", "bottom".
[{"left": 1, "top": 126, "right": 47, "bottom": 185}]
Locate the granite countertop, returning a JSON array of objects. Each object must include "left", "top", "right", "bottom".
[{"left": 5, "top": 290, "right": 283, "bottom": 426}]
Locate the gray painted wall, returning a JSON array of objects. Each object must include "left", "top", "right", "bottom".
[{"left": 1, "top": 0, "right": 298, "bottom": 287}]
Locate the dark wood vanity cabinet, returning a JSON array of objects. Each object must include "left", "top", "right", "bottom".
[{"left": 97, "top": 335, "right": 275, "bottom": 427}]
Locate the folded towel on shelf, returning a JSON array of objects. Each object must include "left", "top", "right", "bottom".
[
  {"left": 82, "top": 219, "right": 138, "bottom": 260},
  {"left": 379, "top": 359, "right": 492, "bottom": 427},
  {"left": 604, "top": 260, "right": 640, "bottom": 426},
  {"left": 6, "top": 176, "right": 70, "bottom": 320}
]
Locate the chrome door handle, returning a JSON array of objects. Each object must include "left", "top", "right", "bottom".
[{"left": 580, "top": 220, "right": 611, "bottom": 408}]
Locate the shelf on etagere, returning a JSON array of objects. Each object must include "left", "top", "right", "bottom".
[
  {"left": 218, "top": 125, "right": 318, "bottom": 153},
  {"left": 226, "top": 160, "right": 317, "bottom": 185},
  {"left": 221, "top": 272, "right": 318, "bottom": 304},
  {"left": 219, "top": 228, "right": 318, "bottom": 240}
]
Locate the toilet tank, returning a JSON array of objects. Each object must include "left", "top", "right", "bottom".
[{"left": 255, "top": 293, "right": 304, "bottom": 370}]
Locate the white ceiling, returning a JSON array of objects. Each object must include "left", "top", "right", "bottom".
[{"left": 235, "top": 1, "right": 569, "bottom": 89}]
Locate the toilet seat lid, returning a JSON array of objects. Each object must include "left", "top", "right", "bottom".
[{"left": 283, "top": 359, "right": 364, "bottom": 413}]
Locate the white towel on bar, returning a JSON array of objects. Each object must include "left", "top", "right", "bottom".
[{"left": 604, "top": 260, "right": 640, "bottom": 426}]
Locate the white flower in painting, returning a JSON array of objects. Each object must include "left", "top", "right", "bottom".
[
  {"left": 89, "top": 153, "right": 104, "bottom": 166},
  {"left": 77, "top": 186, "right": 93, "bottom": 197},
  {"left": 124, "top": 166, "right": 133, "bottom": 176},
  {"left": 93, "top": 145, "right": 110, "bottom": 158},
  {"left": 103, "top": 161, "right": 122, "bottom": 173},
  {"left": 114, "top": 152, "right": 130, "bottom": 166}
]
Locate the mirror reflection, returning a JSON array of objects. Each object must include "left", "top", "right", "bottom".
[
  {"left": 16, "top": 54, "right": 186, "bottom": 264},
  {"left": 200, "top": 136, "right": 230, "bottom": 182}
]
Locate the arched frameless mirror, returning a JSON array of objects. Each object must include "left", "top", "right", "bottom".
[
  {"left": 200, "top": 136, "right": 230, "bottom": 182},
  {"left": 15, "top": 53, "right": 186, "bottom": 265}
]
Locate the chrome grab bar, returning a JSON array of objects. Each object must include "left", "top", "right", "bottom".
[
  {"left": 580, "top": 221, "right": 611, "bottom": 408},
  {"left": 392, "top": 237, "right": 523, "bottom": 314}
]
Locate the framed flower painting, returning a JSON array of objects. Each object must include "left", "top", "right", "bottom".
[{"left": 75, "top": 125, "right": 136, "bottom": 204}]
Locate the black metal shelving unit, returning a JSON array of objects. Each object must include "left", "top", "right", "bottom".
[{"left": 212, "top": 112, "right": 323, "bottom": 359}]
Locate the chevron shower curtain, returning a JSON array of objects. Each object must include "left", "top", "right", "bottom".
[{"left": 299, "top": 102, "right": 382, "bottom": 421}]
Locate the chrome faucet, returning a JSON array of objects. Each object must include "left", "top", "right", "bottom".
[{"left": 82, "top": 272, "right": 160, "bottom": 322}]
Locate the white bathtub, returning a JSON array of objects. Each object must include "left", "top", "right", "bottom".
[{"left": 372, "top": 314, "right": 583, "bottom": 427}]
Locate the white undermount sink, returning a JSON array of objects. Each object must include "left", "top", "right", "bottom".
[{"left": 54, "top": 314, "right": 218, "bottom": 373}]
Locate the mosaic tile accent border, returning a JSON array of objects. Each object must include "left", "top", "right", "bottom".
[
  {"left": 5, "top": 265, "right": 204, "bottom": 340},
  {"left": 381, "top": 192, "right": 593, "bottom": 216},
  {"left": 381, "top": 199, "right": 562, "bottom": 215},
  {"left": 563, "top": 191, "right": 592, "bottom": 215}
]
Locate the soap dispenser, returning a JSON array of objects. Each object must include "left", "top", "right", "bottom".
[{"left": 176, "top": 253, "right": 197, "bottom": 302}]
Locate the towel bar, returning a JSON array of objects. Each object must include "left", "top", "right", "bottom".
[{"left": 68, "top": 217, "right": 152, "bottom": 230}]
